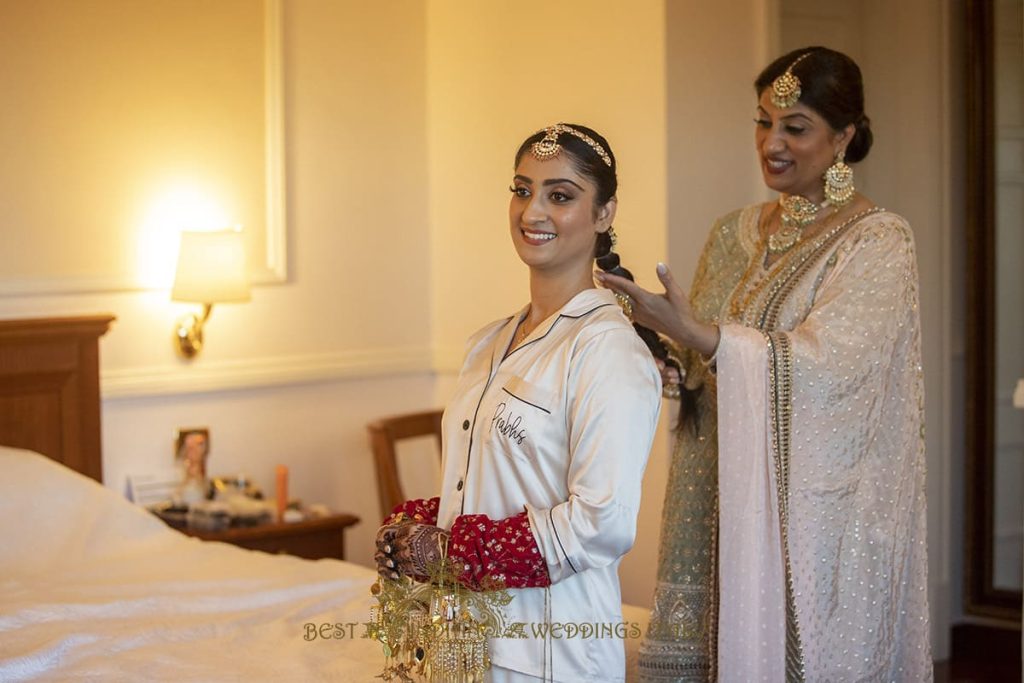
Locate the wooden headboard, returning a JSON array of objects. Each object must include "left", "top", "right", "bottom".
[{"left": 0, "top": 315, "right": 114, "bottom": 482}]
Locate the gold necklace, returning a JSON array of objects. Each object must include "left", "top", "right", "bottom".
[
  {"left": 768, "top": 194, "right": 832, "bottom": 254},
  {"left": 513, "top": 316, "right": 533, "bottom": 346},
  {"left": 732, "top": 205, "right": 881, "bottom": 321}
]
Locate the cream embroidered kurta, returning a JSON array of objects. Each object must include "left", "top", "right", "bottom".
[
  {"left": 640, "top": 205, "right": 931, "bottom": 682},
  {"left": 438, "top": 288, "right": 661, "bottom": 682}
]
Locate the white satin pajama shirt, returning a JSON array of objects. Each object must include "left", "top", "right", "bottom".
[{"left": 437, "top": 288, "right": 661, "bottom": 682}]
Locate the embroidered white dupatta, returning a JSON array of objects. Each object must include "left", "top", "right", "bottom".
[
  {"left": 715, "top": 207, "right": 931, "bottom": 682},
  {"left": 717, "top": 325, "right": 788, "bottom": 682}
]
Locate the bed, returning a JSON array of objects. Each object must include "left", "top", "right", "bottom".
[
  {"left": 0, "top": 316, "right": 385, "bottom": 681},
  {"left": 0, "top": 444, "right": 386, "bottom": 681},
  {"left": 0, "top": 316, "right": 648, "bottom": 682}
]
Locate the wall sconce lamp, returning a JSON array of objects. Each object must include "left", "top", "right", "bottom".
[{"left": 171, "top": 230, "right": 251, "bottom": 359}]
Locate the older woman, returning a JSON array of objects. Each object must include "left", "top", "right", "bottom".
[
  {"left": 376, "top": 124, "right": 663, "bottom": 682},
  {"left": 598, "top": 47, "right": 931, "bottom": 681}
]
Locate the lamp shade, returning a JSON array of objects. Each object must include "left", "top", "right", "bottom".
[{"left": 171, "top": 230, "right": 251, "bottom": 303}]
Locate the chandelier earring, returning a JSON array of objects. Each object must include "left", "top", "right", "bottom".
[{"left": 824, "top": 149, "right": 855, "bottom": 207}]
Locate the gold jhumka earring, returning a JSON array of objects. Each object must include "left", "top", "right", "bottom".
[{"left": 824, "top": 149, "right": 855, "bottom": 206}]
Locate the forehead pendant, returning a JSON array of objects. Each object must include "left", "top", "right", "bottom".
[
  {"left": 531, "top": 126, "right": 563, "bottom": 162},
  {"left": 530, "top": 123, "right": 613, "bottom": 167},
  {"left": 771, "top": 52, "right": 813, "bottom": 109}
]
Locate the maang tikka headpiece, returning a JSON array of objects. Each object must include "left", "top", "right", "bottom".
[
  {"left": 771, "top": 52, "right": 814, "bottom": 108},
  {"left": 531, "top": 123, "right": 613, "bottom": 167}
]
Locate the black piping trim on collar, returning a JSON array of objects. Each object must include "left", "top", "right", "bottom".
[{"left": 503, "top": 303, "right": 614, "bottom": 361}]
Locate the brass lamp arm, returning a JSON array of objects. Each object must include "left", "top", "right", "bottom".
[{"left": 174, "top": 303, "right": 214, "bottom": 359}]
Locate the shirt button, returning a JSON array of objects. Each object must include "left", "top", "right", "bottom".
[
  {"left": 456, "top": 480, "right": 464, "bottom": 491},
  {"left": 462, "top": 420, "right": 470, "bottom": 430}
]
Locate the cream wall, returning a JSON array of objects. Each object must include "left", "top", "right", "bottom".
[
  {"left": 0, "top": 0, "right": 269, "bottom": 290},
  {"left": 665, "top": 0, "right": 776, "bottom": 279}
]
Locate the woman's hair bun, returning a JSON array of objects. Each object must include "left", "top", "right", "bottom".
[{"left": 844, "top": 115, "right": 873, "bottom": 164}]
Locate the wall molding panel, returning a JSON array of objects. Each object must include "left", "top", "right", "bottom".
[
  {"left": 0, "top": 0, "right": 286, "bottom": 296},
  {"left": 102, "top": 345, "right": 433, "bottom": 399}
]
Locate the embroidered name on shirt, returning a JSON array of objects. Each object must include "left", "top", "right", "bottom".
[{"left": 491, "top": 402, "right": 527, "bottom": 445}]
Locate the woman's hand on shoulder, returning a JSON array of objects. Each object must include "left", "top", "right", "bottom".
[{"left": 595, "top": 263, "right": 719, "bottom": 357}]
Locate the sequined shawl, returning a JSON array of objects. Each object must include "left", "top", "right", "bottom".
[{"left": 638, "top": 204, "right": 931, "bottom": 682}]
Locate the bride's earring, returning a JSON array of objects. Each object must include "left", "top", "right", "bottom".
[
  {"left": 823, "top": 149, "right": 855, "bottom": 206},
  {"left": 606, "top": 225, "right": 618, "bottom": 250}
]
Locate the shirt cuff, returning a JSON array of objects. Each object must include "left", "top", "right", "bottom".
[{"left": 447, "top": 511, "right": 551, "bottom": 591}]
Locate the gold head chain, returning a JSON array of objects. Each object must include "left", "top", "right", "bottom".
[{"left": 531, "top": 123, "right": 613, "bottom": 167}]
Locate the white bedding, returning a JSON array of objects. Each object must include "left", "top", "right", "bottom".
[
  {"left": 0, "top": 447, "right": 650, "bottom": 682},
  {"left": 0, "top": 447, "right": 383, "bottom": 682}
]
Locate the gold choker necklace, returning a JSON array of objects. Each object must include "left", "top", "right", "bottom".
[{"left": 768, "top": 195, "right": 832, "bottom": 254}]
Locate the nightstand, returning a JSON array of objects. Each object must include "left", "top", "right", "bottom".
[{"left": 179, "top": 514, "right": 360, "bottom": 560}]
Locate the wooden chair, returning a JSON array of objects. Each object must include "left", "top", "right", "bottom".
[{"left": 367, "top": 409, "right": 443, "bottom": 521}]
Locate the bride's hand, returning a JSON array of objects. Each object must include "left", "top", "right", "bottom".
[
  {"left": 655, "top": 357, "right": 683, "bottom": 387},
  {"left": 374, "top": 522, "right": 448, "bottom": 580}
]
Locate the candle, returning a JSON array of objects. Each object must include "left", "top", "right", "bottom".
[{"left": 275, "top": 464, "right": 288, "bottom": 522}]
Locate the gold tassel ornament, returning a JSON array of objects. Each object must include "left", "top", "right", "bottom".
[{"left": 370, "top": 537, "right": 513, "bottom": 682}]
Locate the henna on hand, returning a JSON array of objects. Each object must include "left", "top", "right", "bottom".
[
  {"left": 409, "top": 524, "right": 450, "bottom": 576},
  {"left": 387, "top": 523, "right": 450, "bottom": 579},
  {"left": 374, "top": 522, "right": 409, "bottom": 579}
]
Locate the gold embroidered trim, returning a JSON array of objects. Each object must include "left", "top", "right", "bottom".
[
  {"left": 758, "top": 208, "right": 881, "bottom": 329},
  {"left": 709, "top": 492, "right": 719, "bottom": 683},
  {"left": 729, "top": 207, "right": 884, "bottom": 326},
  {"left": 766, "top": 331, "right": 805, "bottom": 682}
]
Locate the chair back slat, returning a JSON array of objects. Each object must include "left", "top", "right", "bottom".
[{"left": 367, "top": 409, "right": 443, "bottom": 520}]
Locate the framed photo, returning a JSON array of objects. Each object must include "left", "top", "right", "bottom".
[
  {"left": 126, "top": 470, "right": 182, "bottom": 507},
  {"left": 175, "top": 427, "right": 211, "bottom": 480}
]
